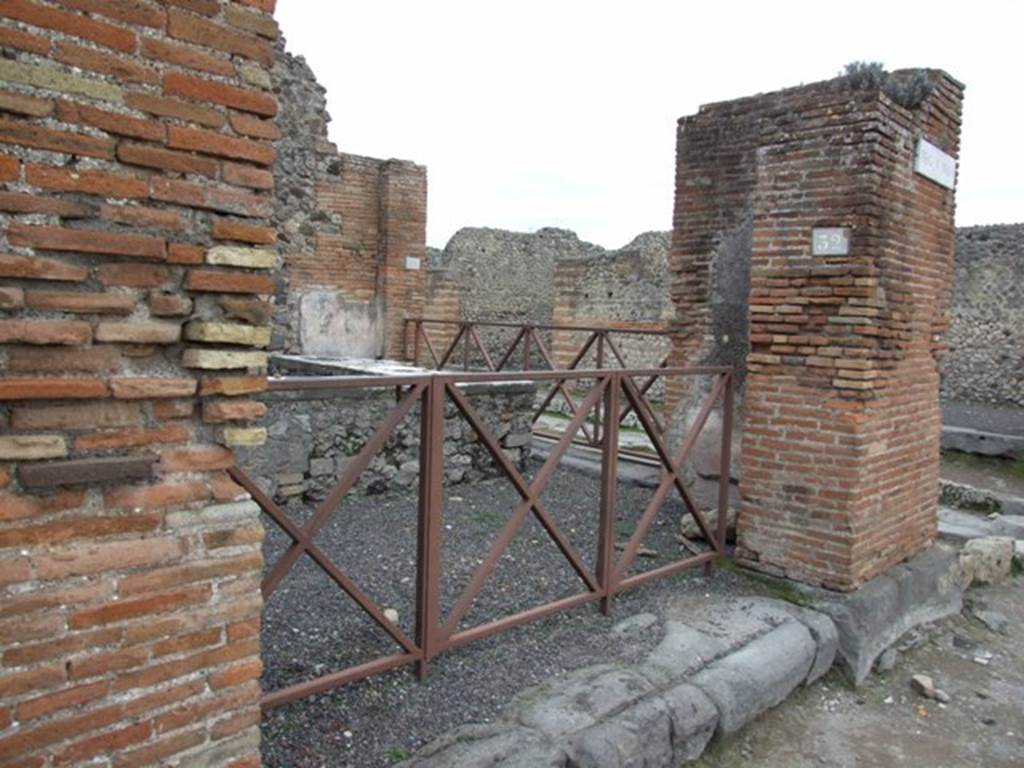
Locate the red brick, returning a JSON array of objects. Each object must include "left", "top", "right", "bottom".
[
  {"left": 166, "top": 9, "right": 274, "bottom": 66},
  {"left": 57, "top": 0, "right": 166, "bottom": 28},
  {"left": 8, "top": 224, "right": 165, "bottom": 260},
  {"left": 0, "top": 117, "right": 114, "bottom": 159},
  {"left": 34, "top": 536, "right": 185, "bottom": 579},
  {"left": 119, "top": 552, "right": 260, "bottom": 595},
  {"left": 161, "top": 445, "right": 234, "bottom": 472},
  {"left": 202, "top": 398, "right": 266, "bottom": 423},
  {"left": 167, "top": 125, "right": 275, "bottom": 165},
  {"left": 185, "top": 269, "right": 274, "bottom": 294},
  {"left": 113, "top": 727, "right": 205, "bottom": 768},
  {"left": 7, "top": 346, "right": 122, "bottom": 373},
  {"left": 69, "top": 585, "right": 210, "bottom": 629},
  {"left": 0, "top": 319, "right": 91, "bottom": 345},
  {"left": 76, "top": 424, "right": 192, "bottom": 452},
  {"left": 0, "top": 489, "right": 86, "bottom": 521},
  {"left": 97, "top": 263, "right": 171, "bottom": 288},
  {"left": 125, "top": 90, "right": 226, "bottom": 128},
  {"left": 55, "top": 100, "right": 166, "bottom": 142},
  {"left": 0, "top": 24, "right": 51, "bottom": 54},
  {"left": 203, "top": 524, "right": 262, "bottom": 549},
  {"left": 0, "top": 664, "right": 66, "bottom": 700},
  {"left": 24, "top": 290, "right": 135, "bottom": 315},
  {"left": 0, "top": 555, "right": 29, "bottom": 588},
  {"left": 167, "top": 242, "right": 204, "bottom": 264},
  {"left": 153, "top": 399, "right": 194, "bottom": 420},
  {"left": 211, "top": 218, "right": 276, "bottom": 244},
  {"left": 149, "top": 292, "right": 193, "bottom": 316},
  {"left": 0, "top": 0, "right": 136, "bottom": 52},
  {"left": 150, "top": 177, "right": 272, "bottom": 217},
  {"left": 0, "top": 192, "right": 93, "bottom": 218},
  {"left": 0, "top": 153, "right": 20, "bottom": 181},
  {"left": 0, "top": 513, "right": 160, "bottom": 548},
  {"left": 163, "top": 71, "right": 276, "bottom": 116},
  {"left": 25, "top": 163, "right": 148, "bottom": 198},
  {"left": 11, "top": 401, "right": 142, "bottom": 430},
  {"left": 55, "top": 721, "right": 153, "bottom": 765},
  {"left": 110, "top": 377, "right": 197, "bottom": 399},
  {"left": 118, "top": 141, "right": 219, "bottom": 178},
  {"left": 0, "top": 377, "right": 108, "bottom": 400},
  {"left": 0, "top": 704, "right": 123, "bottom": 762},
  {"left": 15, "top": 681, "right": 110, "bottom": 722},
  {"left": 210, "top": 472, "right": 247, "bottom": 501},
  {"left": 100, "top": 203, "right": 186, "bottom": 231},
  {"left": 199, "top": 375, "right": 268, "bottom": 396},
  {"left": 140, "top": 36, "right": 234, "bottom": 76},
  {"left": 0, "top": 89, "right": 53, "bottom": 116},
  {"left": 211, "top": 708, "right": 260, "bottom": 739},
  {"left": 0, "top": 253, "right": 88, "bottom": 282},
  {"left": 153, "top": 627, "right": 221, "bottom": 657},
  {"left": 55, "top": 40, "right": 159, "bottom": 84},
  {"left": 223, "top": 161, "right": 273, "bottom": 190},
  {"left": 229, "top": 111, "right": 281, "bottom": 140},
  {"left": 104, "top": 480, "right": 209, "bottom": 510}
]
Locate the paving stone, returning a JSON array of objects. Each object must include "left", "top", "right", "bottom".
[
  {"left": 689, "top": 620, "right": 816, "bottom": 736},
  {"left": 507, "top": 664, "right": 654, "bottom": 738},
  {"left": 397, "top": 723, "right": 566, "bottom": 768},
  {"left": 961, "top": 537, "right": 1014, "bottom": 585},
  {"left": 610, "top": 612, "right": 659, "bottom": 638}
]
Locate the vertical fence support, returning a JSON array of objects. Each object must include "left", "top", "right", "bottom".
[
  {"left": 592, "top": 332, "right": 605, "bottom": 447},
  {"left": 412, "top": 320, "right": 421, "bottom": 367},
  {"left": 715, "top": 372, "right": 734, "bottom": 560},
  {"left": 596, "top": 372, "right": 620, "bottom": 615},
  {"left": 415, "top": 376, "right": 445, "bottom": 679},
  {"left": 523, "top": 326, "right": 532, "bottom": 372}
]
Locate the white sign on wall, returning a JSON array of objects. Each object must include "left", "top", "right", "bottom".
[
  {"left": 405, "top": 256, "right": 421, "bottom": 271},
  {"left": 914, "top": 138, "right": 957, "bottom": 190},
  {"left": 811, "top": 228, "right": 850, "bottom": 256}
]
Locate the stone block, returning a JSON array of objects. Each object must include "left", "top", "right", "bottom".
[
  {"left": 185, "top": 322, "right": 271, "bottom": 347},
  {"left": 397, "top": 723, "right": 565, "bottom": 768},
  {"left": 182, "top": 349, "right": 268, "bottom": 370},
  {"left": 221, "top": 427, "right": 268, "bottom": 447},
  {"left": 689, "top": 620, "right": 815, "bottom": 736},
  {"left": 0, "top": 434, "right": 67, "bottom": 460},
  {"left": 205, "top": 245, "right": 276, "bottom": 269},
  {"left": 960, "top": 537, "right": 1014, "bottom": 585}
]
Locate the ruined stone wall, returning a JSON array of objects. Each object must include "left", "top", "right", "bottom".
[
  {"left": 672, "top": 70, "right": 964, "bottom": 590},
  {"left": 0, "top": 1, "right": 282, "bottom": 765},
  {"left": 425, "top": 227, "right": 671, "bottom": 371},
  {"left": 272, "top": 45, "right": 426, "bottom": 360},
  {"left": 943, "top": 223, "right": 1024, "bottom": 409}
]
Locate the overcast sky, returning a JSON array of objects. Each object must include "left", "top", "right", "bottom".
[{"left": 277, "top": 1, "right": 1023, "bottom": 250}]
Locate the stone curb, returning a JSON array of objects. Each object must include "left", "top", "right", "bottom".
[{"left": 396, "top": 598, "right": 838, "bottom": 767}]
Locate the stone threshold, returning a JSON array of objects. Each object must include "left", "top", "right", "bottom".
[{"left": 395, "top": 542, "right": 1003, "bottom": 767}]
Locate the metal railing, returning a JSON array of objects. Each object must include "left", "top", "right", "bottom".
[
  {"left": 235, "top": 364, "right": 734, "bottom": 709},
  {"left": 404, "top": 318, "right": 674, "bottom": 448}
]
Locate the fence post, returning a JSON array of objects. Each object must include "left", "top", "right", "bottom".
[
  {"left": 716, "top": 371, "right": 734, "bottom": 558},
  {"left": 523, "top": 326, "right": 532, "bottom": 371},
  {"left": 415, "top": 375, "right": 445, "bottom": 678},
  {"left": 413, "top": 320, "right": 421, "bottom": 366},
  {"left": 596, "top": 372, "right": 620, "bottom": 614}
]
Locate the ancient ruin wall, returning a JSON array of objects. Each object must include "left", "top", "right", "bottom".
[
  {"left": 0, "top": 2, "right": 283, "bottom": 765},
  {"left": 672, "top": 70, "right": 964, "bottom": 590},
  {"left": 272, "top": 45, "right": 426, "bottom": 359},
  {"left": 942, "top": 223, "right": 1024, "bottom": 409}
]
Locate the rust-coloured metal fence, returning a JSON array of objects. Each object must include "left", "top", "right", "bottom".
[
  {"left": 234, "top": 364, "right": 733, "bottom": 710},
  {"left": 404, "top": 318, "right": 674, "bottom": 449}
]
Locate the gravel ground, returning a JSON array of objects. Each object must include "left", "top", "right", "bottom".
[{"left": 259, "top": 457, "right": 738, "bottom": 768}]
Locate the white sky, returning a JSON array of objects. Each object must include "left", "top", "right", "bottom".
[{"left": 277, "top": 1, "right": 1024, "bottom": 250}]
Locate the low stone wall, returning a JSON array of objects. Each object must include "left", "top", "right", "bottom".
[{"left": 236, "top": 356, "right": 535, "bottom": 500}]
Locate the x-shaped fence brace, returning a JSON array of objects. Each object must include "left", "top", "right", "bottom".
[
  {"left": 237, "top": 365, "right": 733, "bottom": 709},
  {"left": 410, "top": 319, "right": 673, "bottom": 448}
]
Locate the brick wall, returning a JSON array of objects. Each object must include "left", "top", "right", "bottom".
[
  {"left": 272, "top": 46, "right": 426, "bottom": 360},
  {"left": 0, "top": 1, "right": 280, "bottom": 765},
  {"left": 671, "top": 70, "right": 964, "bottom": 590}
]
